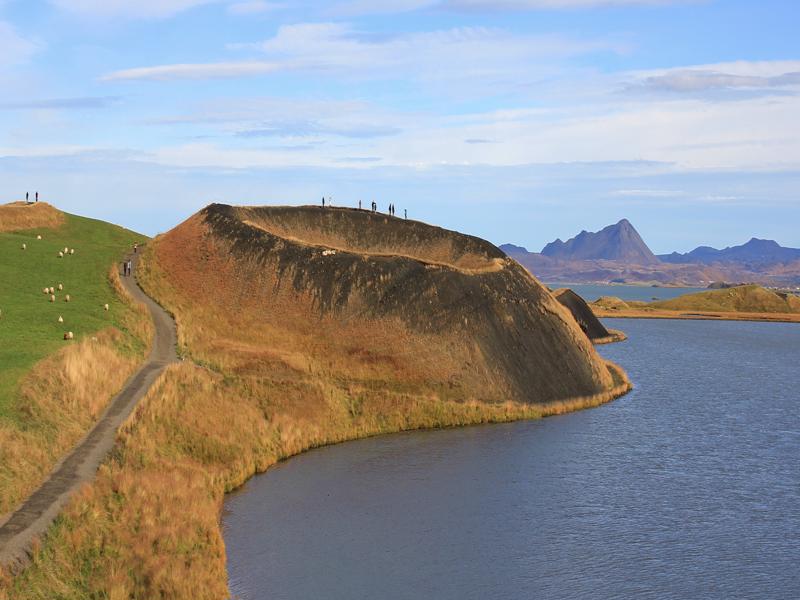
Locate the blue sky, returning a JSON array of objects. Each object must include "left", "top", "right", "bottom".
[{"left": 0, "top": 0, "right": 798, "bottom": 253}]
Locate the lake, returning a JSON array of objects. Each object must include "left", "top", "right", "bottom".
[
  {"left": 544, "top": 283, "right": 707, "bottom": 302},
  {"left": 223, "top": 318, "right": 800, "bottom": 600}
]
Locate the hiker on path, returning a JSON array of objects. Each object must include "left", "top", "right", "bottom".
[
  {"left": 133, "top": 243, "right": 138, "bottom": 254},
  {"left": 35, "top": 192, "right": 38, "bottom": 202},
  {"left": 127, "top": 260, "right": 133, "bottom": 277}
]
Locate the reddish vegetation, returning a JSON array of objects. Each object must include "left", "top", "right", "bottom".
[{"left": 150, "top": 204, "right": 621, "bottom": 404}]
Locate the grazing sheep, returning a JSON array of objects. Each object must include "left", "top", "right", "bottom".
[
  {"left": 103, "top": 303, "right": 109, "bottom": 311},
  {"left": 36, "top": 235, "right": 42, "bottom": 240},
  {"left": 21, "top": 243, "right": 26, "bottom": 250},
  {"left": 64, "top": 294, "right": 71, "bottom": 302},
  {"left": 69, "top": 248, "right": 75, "bottom": 255},
  {"left": 57, "top": 283, "right": 63, "bottom": 291},
  {"left": 58, "top": 315, "right": 64, "bottom": 323},
  {"left": 63, "top": 247, "right": 68, "bottom": 254},
  {"left": 63, "top": 331, "right": 74, "bottom": 340},
  {"left": 50, "top": 295, "right": 55, "bottom": 302},
  {"left": 49, "top": 287, "right": 55, "bottom": 294},
  {"left": 43, "top": 287, "right": 49, "bottom": 294},
  {"left": 58, "top": 251, "right": 63, "bottom": 258}
]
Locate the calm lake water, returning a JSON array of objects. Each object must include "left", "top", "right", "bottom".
[
  {"left": 544, "top": 283, "right": 707, "bottom": 302},
  {"left": 223, "top": 319, "right": 800, "bottom": 600}
]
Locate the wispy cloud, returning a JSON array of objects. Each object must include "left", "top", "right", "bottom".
[
  {"left": 445, "top": 0, "right": 689, "bottom": 9},
  {"left": 227, "top": 1, "right": 282, "bottom": 15},
  {"left": 236, "top": 120, "right": 400, "bottom": 139},
  {"left": 0, "top": 21, "right": 40, "bottom": 67},
  {"left": 610, "top": 188, "right": 685, "bottom": 197},
  {"left": 634, "top": 69, "right": 800, "bottom": 93},
  {"left": 102, "top": 23, "right": 621, "bottom": 83},
  {"left": 330, "top": 0, "right": 689, "bottom": 15},
  {"left": 102, "top": 61, "right": 282, "bottom": 81},
  {"left": 49, "top": 0, "right": 224, "bottom": 19},
  {"left": 0, "top": 96, "right": 121, "bottom": 110}
]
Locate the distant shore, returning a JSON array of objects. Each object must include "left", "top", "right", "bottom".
[{"left": 593, "top": 307, "right": 800, "bottom": 324}]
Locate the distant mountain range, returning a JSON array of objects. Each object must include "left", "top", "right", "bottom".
[
  {"left": 501, "top": 221, "right": 800, "bottom": 287},
  {"left": 659, "top": 238, "right": 800, "bottom": 266}
]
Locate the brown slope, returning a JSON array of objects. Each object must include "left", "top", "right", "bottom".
[
  {"left": 148, "top": 204, "right": 623, "bottom": 405},
  {"left": 553, "top": 288, "right": 611, "bottom": 341}
]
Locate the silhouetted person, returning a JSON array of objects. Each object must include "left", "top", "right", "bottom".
[
  {"left": 359, "top": 199, "right": 362, "bottom": 210},
  {"left": 322, "top": 197, "right": 325, "bottom": 208},
  {"left": 35, "top": 192, "right": 38, "bottom": 202},
  {"left": 134, "top": 243, "right": 138, "bottom": 254},
  {"left": 404, "top": 209, "right": 407, "bottom": 219},
  {"left": 25, "top": 192, "right": 29, "bottom": 203}
]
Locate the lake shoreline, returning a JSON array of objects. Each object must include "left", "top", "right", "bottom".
[{"left": 593, "top": 308, "right": 800, "bottom": 324}]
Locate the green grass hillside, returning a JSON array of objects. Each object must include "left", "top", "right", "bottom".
[
  {"left": 650, "top": 284, "right": 800, "bottom": 314},
  {"left": 0, "top": 206, "right": 146, "bottom": 419}
]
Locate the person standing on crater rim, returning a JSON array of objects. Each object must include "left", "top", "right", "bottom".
[
  {"left": 322, "top": 197, "right": 325, "bottom": 208},
  {"left": 25, "top": 192, "right": 29, "bottom": 203},
  {"left": 35, "top": 192, "right": 39, "bottom": 203}
]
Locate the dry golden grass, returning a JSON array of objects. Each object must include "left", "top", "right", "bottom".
[
  {"left": 3, "top": 357, "right": 629, "bottom": 600},
  {"left": 2, "top": 219, "right": 631, "bottom": 598},
  {"left": 0, "top": 202, "right": 64, "bottom": 233},
  {"left": 0, "top": 329, "right": 140, "bottom": 516}
]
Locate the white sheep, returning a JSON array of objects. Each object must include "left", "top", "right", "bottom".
[
  {"left": 63, "top": 331, "right": 74, "bottom": 340},
  {"left": 43, "top": 287, "right": 49, "bottom": 294},
  {"left": 63, "top": 247, "right": 68, "bottom": 254},
  {"left": 49, "top": 287, "right": 55, "bottom": 294},
  {"left": 21, "top": 243, "right": 26, "bottom": 250},
  {"left": 69, "top": 249, "right": 75, "bottom": 255},
  {"left": 57, "top": 283, "right": 63, "bottom": 291},
  {"left": 50, "top": 295, "right": 55, "bottom": 303},
  {"left": 36, "top": 235, "right": 42, "bottom": 240},
  {"left": 58, "top": 251, "right": 63, "bottom": 258},
  {"left": 64, "top": 294, "right": 71, "bottom": 303},
  {"left": 103, "top": 303, "right": 109, "bottom": 311},
  {"left": 58, "top": 315, "right": 64, "bottom": 323}
]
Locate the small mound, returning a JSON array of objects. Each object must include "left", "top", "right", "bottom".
[
  {"left": 651, "top": 284, "right": 800, "bottom": 314},
  {"left": 592, "top": 296, "right": 630, "bottom": 311},
  {"left": 553, "top": 288, "right": 612, "bottom": 342},
  {"left": 147, "top": 203, "right": 628, "bottom": 406},
  {"left": 0, "top": 202, "right": 65, "bottom": 233}
]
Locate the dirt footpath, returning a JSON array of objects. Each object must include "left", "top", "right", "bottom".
[{"left": 0, "top": 252, "right": 177, "bottom": 568}]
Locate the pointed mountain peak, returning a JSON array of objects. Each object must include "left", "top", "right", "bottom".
[{"left": 541, "top": 219, "right": 658, "bottom": 264}]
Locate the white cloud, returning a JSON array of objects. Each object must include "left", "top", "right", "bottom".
[
  {"left": 328, "top": 0, "right": 688, "bottom": 15},
  {"left": 102, "top": 61, "right": 282, "bottom": 81},
  {"left": 104, "top": 23, "right": 620, "bottom": 83},
  {"left": 0, "top": 21, "right": 39, "bottom": 67},
  {"left": 628, "top": 60, "right": 800, "bottom": 93},
  {"left": 49, "top": 0, "right": 224, "bottom": 19},
  {"left": 445, "top": 0, "right": 683, "bottom": 8},
  {"left": 227, "top": 1, "right": 282, "bottom": 15}
]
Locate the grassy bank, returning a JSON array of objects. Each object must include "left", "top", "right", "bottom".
[
  {"left": 0, "top": 208, "right": 152, "bottom": 515},
  {"left": 2, "top": 358, "right": 630, "bottom": 599},
  {"left": 592, "top": 285, "right": 800, "bottom": 323},
  {"left": 1, "top": 237, "right": 630, "bottom": 599}
]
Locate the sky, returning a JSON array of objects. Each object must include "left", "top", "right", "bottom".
[{"left": 0, "top": 0, "right": 798, "bottom": 253}]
